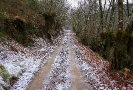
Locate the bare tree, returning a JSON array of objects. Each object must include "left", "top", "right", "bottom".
[
  {"left": 71, "top": 0, "right": 101, "bottom": 48},
  {"left": 108, "top": 0, "right": 115, "bottom": 30},
  {"left": 127, "top": 0, "right": 129, "bottom": 17},
  {"left": 118, "top": 0, "right": 124, "bottom": 30},
  {"left": 99, "top": 0, "right": 103, "bottom": 31},
  {"left": 38, "top": 0, "right": 69, "bottom": 39},
  {"left": 125, "top": 4, "right": 133, "bottom": 33}
]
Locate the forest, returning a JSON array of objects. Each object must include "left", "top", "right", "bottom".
[
  {"left": 0, "top": 0, "right": 133, "bottom": 90},
  {"left": 71, "top": 0, "right": 133, "bottom": 74}
]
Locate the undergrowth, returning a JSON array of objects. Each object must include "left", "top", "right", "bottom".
[
  {"left": 0, "top": 0, "right": 64, "bottom": 45},
  {"left": 0, "top": 65, "right": 19, "bottom": 89},
  {"left": 0, "top": 65, "right": 10, "bottom": 84},
  {"left": 99, "top": 30, "right": 133, "bottom": 74},
  {"left": 75, "top": 29, "right": 133, "bottom": 74}
]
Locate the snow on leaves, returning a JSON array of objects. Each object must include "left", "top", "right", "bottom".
[
  {"left": 1, "top": 30, "right": 133, "bottom": 90},
  {"left": 70, "top": 31, "right": 133, "bottom": 90},
  {"left": 0, "top": 35, "right": 63, "bottom": 90}
]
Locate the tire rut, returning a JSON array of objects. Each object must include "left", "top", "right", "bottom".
[
  {"left": 68, "top": 37, "right": 93, "bottom": 90},
  {"left": 26, "top": 40, "right": 63, "bottom": 90}
]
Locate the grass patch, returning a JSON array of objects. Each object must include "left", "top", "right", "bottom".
[{"left": 0, "top": 65, "right": 10, "bottom": 84}]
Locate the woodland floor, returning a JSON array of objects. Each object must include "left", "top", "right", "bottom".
[
  {"left": 1, "top": 30, "right": 133, "bottom": 90},
  {"left": 26, "top": 30, "right": 133, "bottom": 90},
  {"left": 26, "top": 30, "right": 94, "bottom": 90}
]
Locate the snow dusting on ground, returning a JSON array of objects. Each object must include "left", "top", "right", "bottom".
[
  {"left": 41, "top": 31, "right": 71, "bottom": 90},
  {"left": 0, "top": 35, "right": 63, "bottom": 90},
  {"left": 70, "top": 30, "right": 133, "bottom": 90},
  {"left": 1, "top": 30, "right": 133, "bottom": 90}
]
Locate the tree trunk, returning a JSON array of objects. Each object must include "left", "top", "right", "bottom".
[
  {"left": 108, "top": 0, "right": 115, "bottom": 30},
  {"left": 127, "top": 0, "right": 129, "bottom": 17},
  {"left": 125, "top": 6, "right": 133, "bottom": 33},
  {"left": 118, "top": 0, "right": 124, "bottom": 30},
  {"left": 99, "top": 0, "right": 103, "bottom": 31}
]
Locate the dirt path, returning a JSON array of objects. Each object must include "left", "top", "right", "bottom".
[
  {"left": 68, "top": 38, "right": 93, "bottom": 90},
  {"left": 26, "top": 30, "right": 94, "bottom": 90},
  {"left": 11, "top": 30, "right": 133, "bottom": 89},
  {"left": 26, "top": 41, "right": 63, "bottom": 90}
]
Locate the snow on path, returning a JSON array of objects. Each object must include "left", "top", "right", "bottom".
[
  {"left": 1, "top": 30, "right": 132, "bottom": 90},
  {"left": 0, "top": 35, "right": 63, "bottom": 90},
  {"left": 41, "top": 33, "right": 71, "bottom": 90},
  {"left": 68, "top": 31, "right": 94, "bottom": 90},
  {"left": 26, "top": 38, "right": 63, "bottom": 90},
  {"left": 10, "top": 36, "right": 63, "bottom": 90},
  {"left": 41, "top": 30, "right": 95, "bottom": 90}
]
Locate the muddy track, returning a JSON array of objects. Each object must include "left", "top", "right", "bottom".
[
  {"left": 26, "top": 30, "right": 94, "bottom": 90},
  {"left": 26, "top": 40, "right": 63, "bottom": 90},
  {"left": 68, "top": 37, "right": 93, "bottom": 90}
]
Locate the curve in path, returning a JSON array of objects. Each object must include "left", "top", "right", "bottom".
[{"left": 26, "top": 40, "right": 63, "bottom": 90}]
